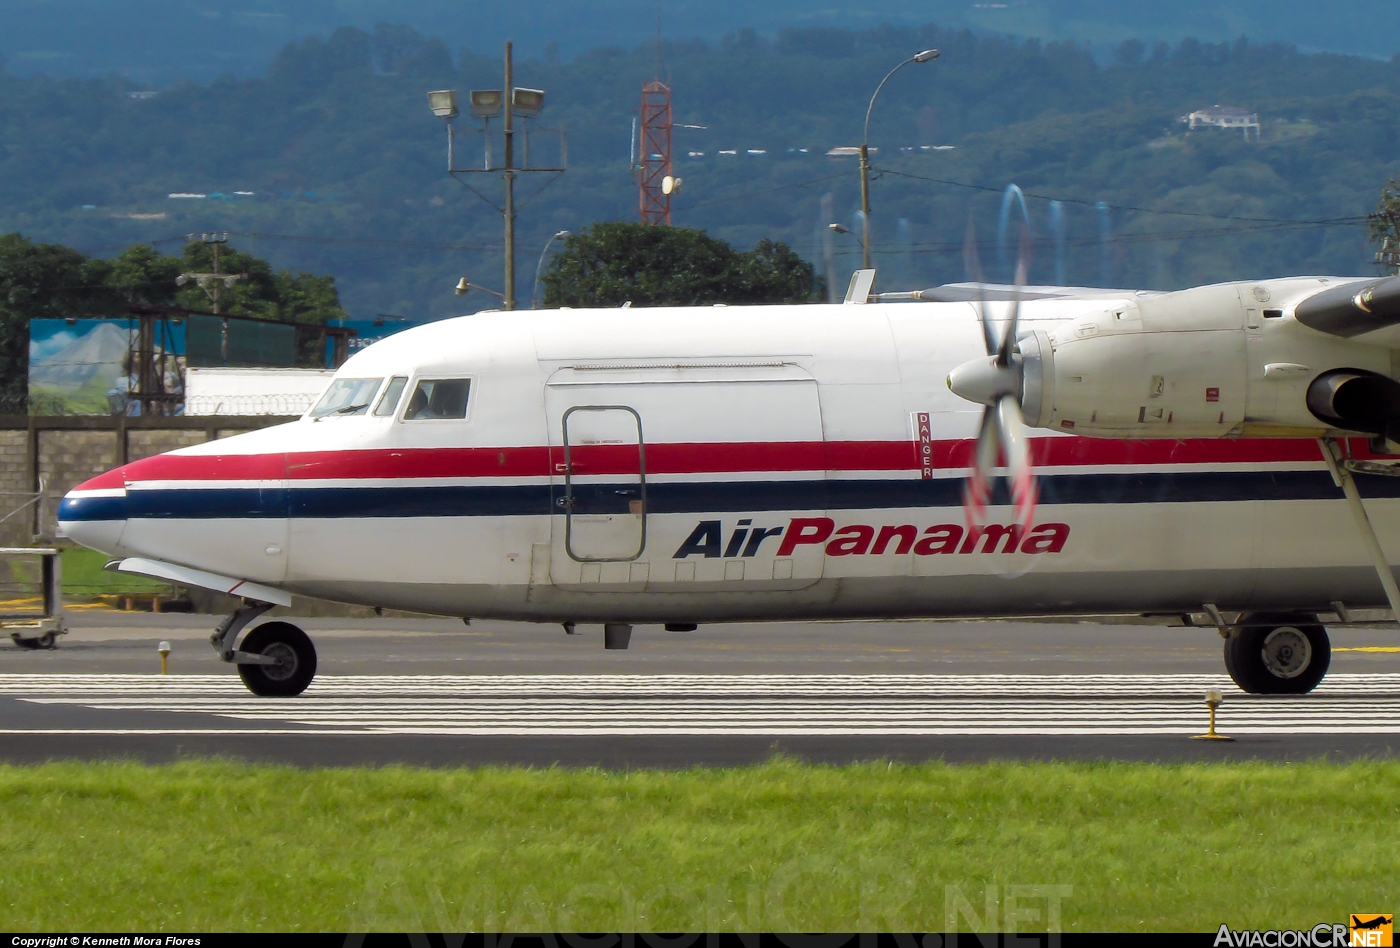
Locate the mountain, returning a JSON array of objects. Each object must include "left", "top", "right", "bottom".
[
  {"left": 0, "top": 22, "right": 1397, "bottom": 321},
  {"left": 30, "top": 321, "right": 130, "bottom": 389},
  {"left": 1, "top": 0, "right": 1397, "bottom": 86}
]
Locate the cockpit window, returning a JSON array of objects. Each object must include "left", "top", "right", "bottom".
[
  {"left": 309, "top": 378, "right": 383, "bottom": 418},
  {"left": 373, "top": 376, "right": 408, "bottom": 416},
  {"left": 403, "top": 378, "right": 471, "bottom": 420}
]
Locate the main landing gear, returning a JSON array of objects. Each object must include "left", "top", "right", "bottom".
[
  {"left": 1223, "top": 612, "right": 1331, "bottom": 695},
  {"left": 211, "top": 603, "right": 318, "bottom": 697}
]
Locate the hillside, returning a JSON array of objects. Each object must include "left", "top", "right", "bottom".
[
  {"left": 1, "top": 23, "right": 1398, "bottom": 319},
  {"left": 3, "top": 0, "right": 1398, "bottom": 84}
]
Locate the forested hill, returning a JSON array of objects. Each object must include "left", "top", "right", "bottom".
[
  {"left": 1, "top": 22, "right": 1398, "bottom": 319},
  {"left": 3, "top": 0, "right": 1400, "bottom": 84}
]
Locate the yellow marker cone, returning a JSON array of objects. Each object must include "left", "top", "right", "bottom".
[{"left": 1191, "top": 689, "right": 1235, "bottom": 741}]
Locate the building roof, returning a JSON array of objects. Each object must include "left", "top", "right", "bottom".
[{"left": 1192, "top": 105, "right": 1255, "bottom": 118}]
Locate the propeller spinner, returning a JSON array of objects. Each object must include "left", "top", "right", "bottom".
[{"left": 946, "top": 221, "right": 1038, "bottom": 533}]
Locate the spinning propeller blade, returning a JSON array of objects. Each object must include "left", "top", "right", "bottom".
[{"left": 948, "top": 220, "right": 1038, "bottom": 533}]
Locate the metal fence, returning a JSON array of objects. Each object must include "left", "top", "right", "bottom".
[{"left": 183, "top": 392, "right": 317, "bottom": 416}]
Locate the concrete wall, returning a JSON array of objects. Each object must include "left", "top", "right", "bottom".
[{"left": 0, "top": 431, "right": 29, "bottom": 549}]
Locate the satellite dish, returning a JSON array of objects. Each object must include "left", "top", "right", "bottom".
[{"left": 661, "top": 175, "right": 682, "bottom": 195}]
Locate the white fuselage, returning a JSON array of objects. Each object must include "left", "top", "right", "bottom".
[{"left": 59, "top": 291, "right": 1400, "bottom": 623}]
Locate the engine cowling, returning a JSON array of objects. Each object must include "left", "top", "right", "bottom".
[
  {"left": 1030, "top": 282, "right": 1249, "bottom": 438},
  {"left": 949, "top": 278, "right": 1400, "bottom": 440}
]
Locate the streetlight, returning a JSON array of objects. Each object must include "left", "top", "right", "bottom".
[
  {"left": 532, "top": 230, "right": 572, "bottom": 310},
  {"left": 860, "top": 48, "right": 939, "bottom": 271},
  {"left": 455, "top": 277, "right": 506, "bottom": 300}
]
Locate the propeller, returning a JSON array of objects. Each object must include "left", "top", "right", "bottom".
[{"left": 946, "top": 219, "right": 1038, "bottom": 534}]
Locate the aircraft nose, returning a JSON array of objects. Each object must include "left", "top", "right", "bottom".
[{"left": 59, "top": 467, "right": 129, "bottom": 556}]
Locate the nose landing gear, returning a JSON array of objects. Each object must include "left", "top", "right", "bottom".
[
  {"left": 236, "top": 621, "right": 318, "bottom": 697},
  {"left": 212, "top": 603, "right": 318, "bottom": 697},
  {"left": 1223, "top": 612, "right": 1331, "bottom": 694}
]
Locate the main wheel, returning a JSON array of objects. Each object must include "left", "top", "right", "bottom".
[
  {"left": 1224, "top": 613, "right": 1330, "bottom": 694},
  {"left": 237, "top": 621, "right": 317, "bottom": 697}
]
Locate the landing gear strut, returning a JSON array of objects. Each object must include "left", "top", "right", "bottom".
[
  {"left": 211, "top": 603, "right": 318, "bottom": 697},
  {"left": 1224, "top": 612, "right": 1331, "bottom": 694}
]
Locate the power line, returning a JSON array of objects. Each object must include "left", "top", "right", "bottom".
[
  {"left": 672, "top": 172, "right": 856, "bottom": 212},
  {"left": 871, "top": 165, "right": 1370, "bottom": 225},
  {"left": 829, "top": 215, "right": 1368, "bottom": 257}
]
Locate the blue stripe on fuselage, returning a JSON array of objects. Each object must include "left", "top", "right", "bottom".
[{"left": 55, "top": 470, "right": 1397, "bottom": 521}]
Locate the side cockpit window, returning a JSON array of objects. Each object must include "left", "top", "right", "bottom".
[
  {"left": 373, "top": 376, "right": 408, "bottom": 416},
  {"left": 309, "top": 378, "right": 383, "bottom": 417},
  {"left": 403, "top": 378, "right": 471, "bottom": 420}
]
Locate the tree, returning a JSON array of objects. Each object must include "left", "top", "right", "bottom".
[
  {"left": 1371, "top": 173, "right": 1400, "bottom": 274},
  {"left": 0, "top": 234, "right": 120, "bottom": 412},
  {"left": 0, "top": 234, "right": 351, "bottom": 412},
  {"left": 540, "top": 222, "right": 820, "bottom": 308}
]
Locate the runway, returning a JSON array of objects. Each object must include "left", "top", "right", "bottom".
[
  {"left": 3, "top": 614, "right": 1399, "bottom": 765},
  {"left": 1, "top": 669, "right": 1399, "bottom": 766}
]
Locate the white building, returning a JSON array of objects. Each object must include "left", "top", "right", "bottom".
[{"left": 1184, "top": 105, "right": 1260, "bottom": 140}]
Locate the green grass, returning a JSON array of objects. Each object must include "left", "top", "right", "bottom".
[
  {"left": 1, "top": 759, "right": 1397, "bottom": 931},
  {"left": 60, "top": 547, "right": 165, "bottom": 596}
]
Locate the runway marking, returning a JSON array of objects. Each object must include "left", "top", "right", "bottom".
[
  {"left": 3, "top": 673, "right": 1400, "bottom": 735},
  {"left": 1334, "top": 647, "right": 1400, "bottom": 653}
]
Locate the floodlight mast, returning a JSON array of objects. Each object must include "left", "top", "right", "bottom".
[{"left": 428, "top": 43, "right": 565, "bottom": 312}]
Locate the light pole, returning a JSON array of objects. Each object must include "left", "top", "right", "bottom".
[
  {"left": 532, "top": 230, "right": 571, "bottom": 309},
  {"left": 428, "top": 43, "right": 565, "bottom": 312},
  {"left": 860, "top": 48, "right": 939, "bottom": 271}
]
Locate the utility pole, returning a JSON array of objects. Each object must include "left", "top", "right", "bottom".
[
  {"left": 502, "top": 42, "right": 516, "bottom": 309},
  {"left": 177, "top": 233, "right": 245, "bottom": 364},
  {"left": 428, "top": 44, "right": 565, "bottom": 312}
]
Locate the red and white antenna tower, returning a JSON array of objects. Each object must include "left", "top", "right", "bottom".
[{"left": 637, "top": 80, "right": 672, "bottom": 225}]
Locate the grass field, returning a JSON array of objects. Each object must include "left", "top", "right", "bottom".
[
  {"left": 59, "top": 547, "right": 165, "bottom": 596},
  {"left": 1, "top": 758, "right": 1396, "bottom": 931}
]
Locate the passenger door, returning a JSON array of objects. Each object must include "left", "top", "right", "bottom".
[{"left": 558, "top": 405, "right": 646, "bottom": 562}]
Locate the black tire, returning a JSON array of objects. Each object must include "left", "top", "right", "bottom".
[
  {"left": 237, "top": 621, "right": 317, "bottom": 697},
  {"left": 1224, "top": 613, "right": 1330, "bottom": 694}
]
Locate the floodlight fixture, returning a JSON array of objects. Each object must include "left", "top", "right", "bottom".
[
  {"left": 469, "top": 90, "right": 504, "bottom": 120},
  {"left": 427, "top": 89, "right": 459, "bottom": 119},
  {"left": 512, "top": 87, "right": 546, "bottom": 118},
  {"left": 661, "top": 175, "right": 682, "bottom": 195}
]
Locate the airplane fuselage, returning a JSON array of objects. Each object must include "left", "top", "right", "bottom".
[{"left": 59, "top": 291, "right": 1400, "bottom": 625}]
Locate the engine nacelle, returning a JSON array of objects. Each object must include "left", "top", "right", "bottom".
[
  {"left": 1024, "top": 283, "right": 1249, "bottom": 437},
  {"left": 1020, "top": 279, "right": 1397, "bottom": 439}
]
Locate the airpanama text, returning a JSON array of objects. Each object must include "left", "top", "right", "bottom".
[{"left": 673, "top": 517, "right": 1070, "bottom": 559}]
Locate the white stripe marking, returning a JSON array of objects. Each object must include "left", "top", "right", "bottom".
[{"left": 3, "top": 674, "right": 1400, "bottom": 735}]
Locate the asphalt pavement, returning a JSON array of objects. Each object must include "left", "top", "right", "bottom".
[{"left": 2, "top": 610, "right": 1399, "bottom": 767}]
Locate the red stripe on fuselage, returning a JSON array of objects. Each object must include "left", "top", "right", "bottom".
[{"left": 72, "top": 436, "right": 1361, "bottom": 491}]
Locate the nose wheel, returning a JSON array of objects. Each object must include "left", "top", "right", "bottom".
[
  {"left": 1224, "top": 613, "right": 1330, "bottom": 694},
  {"left": 236, "top": 621, "right": 318, "bottom": 697}
]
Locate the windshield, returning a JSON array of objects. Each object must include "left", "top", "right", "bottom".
[
  {"left": 309, "top": 378, "right": 383, "bottom": 418},
  {"left": 373, "top": 376, "right": 408, "bottom": 416}
]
